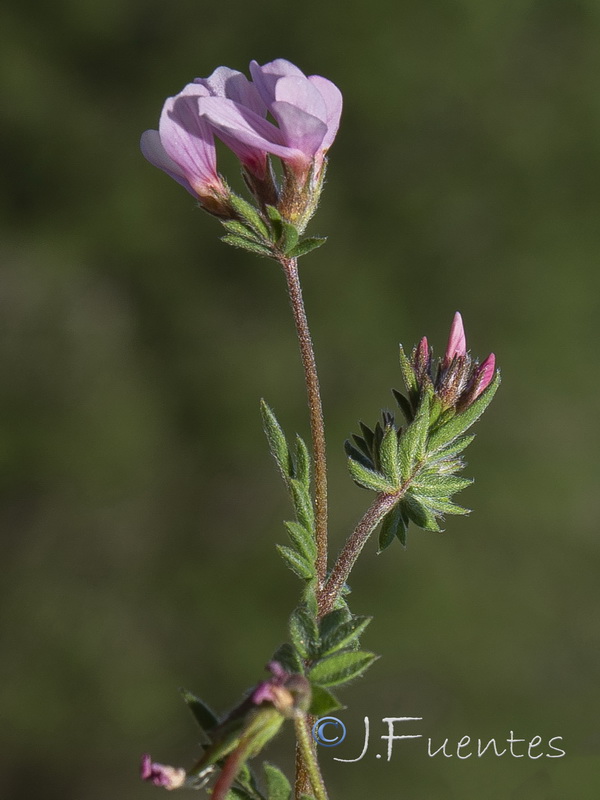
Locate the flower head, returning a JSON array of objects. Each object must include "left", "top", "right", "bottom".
[{"left": 141, "top": 59, "right": 341, "bottom": 230}]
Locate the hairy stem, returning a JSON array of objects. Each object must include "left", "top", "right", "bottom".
[
  {"left": 294, "top": 738, "right": 311, "bottom": 799},
  {"left": 281, "top": 257, "right": 328, "bottom": 587},
  {"left": 319, "top": 491, "right": 403, "bottom": 617},
  {"left": 294, "top": 714, "right": 329, "bottom": 800}
]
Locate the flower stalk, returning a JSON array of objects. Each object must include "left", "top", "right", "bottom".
[{"left": 280, "top": 257, "right": 328, "bottom": 587}]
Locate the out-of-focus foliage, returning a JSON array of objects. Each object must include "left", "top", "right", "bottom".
[{"left": 1, "top": 0, "right": 599, "bottom": 798}]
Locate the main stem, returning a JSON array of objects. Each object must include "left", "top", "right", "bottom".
[
  {"left": 280, "top": 257, "right": 328, "bottom": 800},
  {"left": 281, "top": 257, "right": 328, "bottom": 587},
  {"left": 294, "top": 715, "right": 329, "bottom": 800}
]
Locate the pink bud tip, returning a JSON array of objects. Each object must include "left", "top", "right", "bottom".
[
  {"left": 473, "top": 353, "right": 496, "bottom": 399},
  {"left": 445, "top": 312, "right": 467, "bottom": 363},
  {"left": 417, "top": 336, "right": 429, "bottom": 360}
]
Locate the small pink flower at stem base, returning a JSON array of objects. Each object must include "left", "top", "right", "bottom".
[{"left": 140, "top": 755, "right": 186, "bottom": 790}]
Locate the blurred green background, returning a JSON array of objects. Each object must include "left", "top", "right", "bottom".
[{"left": 1, "top": 0, "right": 599, "bottom": 798}]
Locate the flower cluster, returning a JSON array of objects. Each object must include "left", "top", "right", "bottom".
[
  {"left": 411, "top": 311, "right": 496, "bottom": 415},
  {"left": 345, "top": 312, "right": 500, "bottom": 543},
  {"left": 141, "top": 59, "right": 342, "bottom": 229}
]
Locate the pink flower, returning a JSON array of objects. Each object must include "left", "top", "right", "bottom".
[
  {"left": 141, "top": 59, "right": 341, "bottom": 227},
  {"left": 198, "top": 59, "right": 342, "bottom": 182}
]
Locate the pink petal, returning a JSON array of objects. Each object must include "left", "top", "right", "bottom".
[
  {"left": 270, "top": 100, "right": 328, "bottom": 156},
  {"left": 140, "top": 754, "right": 153, "bottom": 781},
  {"left": 273, "top": 76, "right": 327, "bottom": 121},
  {"left": 472, "top": 353, "right": 496, "bottom": 398},
  {"left": 307, "top": 75, "right": 343, "bottom": 152},
  {"left": 445, "top": 312, "right": 467, "bottom": 363},
  {"left": 140, "top": 130, "right": 196, "bottom": 196},
  {"left": 195, "top": 66, "right": 266, "bottom": 116},
  {"left": 249, "top": 58, "right": 306, "bottom": 105},
  {"left": 199, "top": 96, "right": 306, "bottom": 172},
  {"left": 416, "top": 336, "right": 430, "bottom": 366},
  {"left": 159, "top": 83, "right": 222, "bottom": 194}
]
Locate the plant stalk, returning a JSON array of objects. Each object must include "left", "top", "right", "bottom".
[
  {"left": 294, "top": 714, "right": 329, "bottom": 800},
  {"left": 280, "top": 257, "right": 328, "bottom": 587}
]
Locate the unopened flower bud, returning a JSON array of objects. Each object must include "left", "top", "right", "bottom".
[
  {"left": 443, "top": 311, "right": 467, "bottom": 367},
  {"left": 414, "top": 336, "right": 431, "bottom": 381}
]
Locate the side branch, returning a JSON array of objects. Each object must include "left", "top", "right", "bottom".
[{"left": 319, "top": 491, "right": 403, "bottom": 616}]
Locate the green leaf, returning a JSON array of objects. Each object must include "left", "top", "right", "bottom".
[
  {"left": 378, "top": 502, "right": 407, "bottom": 552},
  {"left": 235, "top": 765, "right": 264, "bottom": 800},
  {"left": 344, "top": 439, "right": 373, "bottom": 470},
  {"left": 265, "top": 205, "right": 284, "bottom": 240},
  {"left": 226, "top": 789, "right": 254, "bottom": 800},
  {"left": 293, "top": 435, "right": 310, "bottom": 489},
  {"left": 428, "top": 372, "right": 500, "bottom": 453},
  {"left": 309, "top": 651, "right": 379, "bottom": 687},
  {"left": 319, "top": 611, "right": 371, "bottom": 656},
  {"left": 229, "top": 194, "right": 270, "bottom": 239},
  {"left": 397, "top": 392, "right": 431, "bottom": 481},
  {"left": 261, "top": 401, "right": 293, "bottom": 481},
  {"left": 280, "top": 222, "right": 299, "bottom": 255},
  {"left": 401, "top": 495, "right": 442, "bottom": 532},
  {"left": 284, "top": 521, "right": 317, "bottom": 561},
  {"left": 263, "top": 763, "right": 291, "bottom": 800},
  {"left": 308, "top": 685, "right": 344, "bottom": 716},
  {"left": 347, "top": 458, "right": 398, "bottom": 493},
  {"left": 412, "top": 475, "right": 473, "bottom": 496},
  {"left": 392, "top": 389, "right": 414, "bottom": 422},
  {"left": 300, "top": 795, "right": 316, "bottom": 800},
  {"left": 351, "top": 434, "right": 371, "bottom": 459},
  {"left": 419, "top": 496, "right": 470, "bottom": 515},
  {"left": 399, "top": 344, "right": 418, "bottom": 396},
  {"left": 289, "top": 607, "right": 319, "bottom": 660},
  {"left": 271, "top": 642, "right": 304, "bottom": 674},
  {"left": 428, "top": 434, "right": 475, "bottom": 462},
  {"left": 379, "top": 425, "right": 401, "bottom": 487},
  {"left": 318, "top": 608, "right": 350, "bottom": 640},
  {"left": 276, "top": 545, "right": 315, "bottom": 580},
  {"left": 180, "top": 689, "right": 219, "bottom": 739},
  {"left": 302, "top": 580, "right": 319, "bottom": 618},
  {"left": 359, "top": 422, "right": 375, "bottom": 452},
  {"left": 221, "top": 219, "right": 261, "bottom": 240},
  {"left": 221, "top": 234, "right": 273, "bottom": 257},
  {"left": 289, "top": 479, "right": 314, "bottom": 532},
  {"left": 287, "top": 237, "right": 327, "bottom": 258}
]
